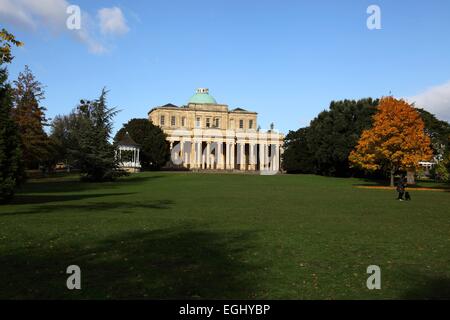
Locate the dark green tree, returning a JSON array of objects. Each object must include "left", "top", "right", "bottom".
[
  {"left": 416, "top": 108, "right": 450, "bottom": 182},
  {"left": 285, "top": 98, "right": 379, "bottom": 176},
  {"left": 283, "top": 98, "right": 450, "bottom": 178},
  {"left": 416, "top": 108, "right": 450, "bottom": 159},
  {"left": 307, "top": 98, "right": 379, "bottom": 176},
  {"left": 114, "top": 118, "right": 170, "bottom": 170},
  {"left": 0, "top": 29, "right": 24, "bottom": 202},
  {"left": 282, "top": 127, "right": 315, "bottom": 173},
  {"left": 71, "top": 88, "right": 125, "bottom": 181},
  {"left": 49, "top": 112, "right": 79, "bottom": 169}
]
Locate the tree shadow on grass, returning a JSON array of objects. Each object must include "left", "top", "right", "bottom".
[
  {"left": 18, "top": 175, "right": 165, "bottom": 194},
  {"left": 353, "top": 178, "right": 450, "bottom": 190},
  {"left": 0, "top": 198, "right": 174, "bottom": 217},
  {"left": 8, "top": 193, "right": 136, "bottom": 206},
  {"left": 0, "top": 226, "right": 263, "bottom": 299},
  {"left": 352, "top": 178, "right": 391, "bottom": 187},
  {"left": 401, "top": 276, "right": 450, "bottom": 300}
]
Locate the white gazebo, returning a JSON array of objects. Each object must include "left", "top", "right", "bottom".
[{"left": 116, "top": 132, "right": 141, "bottom": 173}]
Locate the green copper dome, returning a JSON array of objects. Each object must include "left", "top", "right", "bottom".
[{"left": 189, "top": 88, "right": 217, "bottom": 104}]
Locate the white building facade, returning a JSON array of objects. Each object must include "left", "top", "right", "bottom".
[{"left": 148, "top": 88, "right": 284, "bottom": 173}]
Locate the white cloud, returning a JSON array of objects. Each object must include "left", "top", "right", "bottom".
[
  {"left": 408, "top": 81, "right": 450, "bottom": 122},
  {"left": 0, "top": 0, "right": 69, "bottom": 31},
  {"left": 98, "top": 7, "right": 129, "bottom": 36},
  {"left": 0, "top": 0, "right": 129, "bottom": 54},
  {"left": 73, "top": 22, "right": 107, "bottom": 55},
  {"left": 0, "top": 0, "right": 36, "bottom": 28}
]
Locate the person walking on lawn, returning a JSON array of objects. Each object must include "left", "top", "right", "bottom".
[{"left": 396, "top": 176, "right": 406, "bottom": 201}]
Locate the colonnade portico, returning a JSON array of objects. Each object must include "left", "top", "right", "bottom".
[{"left": 169, "top": 129, "right": 283, "bottom": 172}]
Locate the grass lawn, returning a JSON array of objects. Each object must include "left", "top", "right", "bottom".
[{"left": 0, "top": 172, "right": 449, "bottom": 299}]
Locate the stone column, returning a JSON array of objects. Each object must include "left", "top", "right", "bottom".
[
  {"left": 225, "top": 143, "right": 230, "bottom": 170},
  {"left": 249, "top": 143, "right": 255, "bottom": 171},
  {"left": 200, "top": 142, "right": 204, "bottom": 169},
  {"left": 275, "top": 143, "right": 280, "bottom": 172},
  {"left": 206, "top": 142, "right": 211, "bottom": 169},
  {"left": 180, "top": 139, "right": 184, "bottom": 166},
  {"left": 184, "top": 140, "right": 190, "bottom": 168},
  {"left": 192, "top": 142, "right": 196, "bottom": 169},
  {"left": 269, "top": 144, "right": 276, "bottom": 172},
  {"left": 190, "top": 141, "right": 195, "bottom": 169},
  {"left": 196, "top": 141, "right": 201, "bottom": 169},
  {"left": 268, "top": 144, "right": 272, "bottom": 172},
  {"left": 259, "top": 143, "right": 265, "bottom": 171},
  {"left": 203, "top": 152, "right": 206, "bottom": 169},
  {"left": 239, "top": 142, "right": 245, "bottom": 171},
  {"left": 230, "top": 142, "right": 235, "bottom": 170},
  {"left": 217, "top": 141, "right": 224, "bottom": 169}
]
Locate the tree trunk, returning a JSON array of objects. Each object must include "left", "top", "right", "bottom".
[
  {"left": 407, "top": 170, "right": 415, "bottom": 185},
  {"left": 390, "top": 168, "right": 395, "bottom": 187}
]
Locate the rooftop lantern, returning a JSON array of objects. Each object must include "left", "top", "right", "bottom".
[{"left": 188, "top": 88, "right": 217, "bottom": 104}]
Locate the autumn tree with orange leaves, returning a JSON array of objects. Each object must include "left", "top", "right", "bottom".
[
  {"left": 12, "top": 65, "right": 51, "bottom": 169},
  {"left": 349, "top": 97, "right": 433, "bottom": 186}
]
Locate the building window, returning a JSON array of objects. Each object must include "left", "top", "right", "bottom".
[
  {"left": 196, "top": 117, "right": 201, "bottom": 128},
  {"left": 181, "top": 117, "right": 186, "bottom": 127},
  {"left": 160, "top": 115, "right": 165, "bottom": 126},
  {"left": 206, "top": 118, "right": 211, "bottom": 128},
  {"left": 171, "top": 116, "right": 176, "bottom": 126},
  {"left": 230, "top": 119, "right": 234, "bottom": 129},
  {"left": 249, "top": 119, "right": 253, "bottom": 129},
  {"left": 239, "top": 119, "right": 244, "bottom": 129},
  {"left": 214, "top": 118, "right": 220, "bottom": 128}
]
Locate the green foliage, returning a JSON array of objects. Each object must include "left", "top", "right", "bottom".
[
  {"left": 430, "top": 161, "right": 449, "bottom": 182},
  {"left": 414, "top": 109, "right": 450, "bottom": 183},
  {"left": 283, "top": 98, "right": 379, "bottom": 176},
  {"left": 430, "top": 151, "right": 450, "bottom": 183},
  {"left": 0, "top": 29, "right": 24, "bottom": 203},
  {"left": 282, "top": 128, "right": 315, "bottom": 173},
  {"left": 0, "top": 70, "right": 25, "bottom": 202},
  {"left": 70, "top": 88, "right": 126, "bottom": 182},
  {"left": 416, "top": 108, "right": 450, "bottom": 160},
  {"left": 49, "top": 113, "right": 79, "bottom": 168},
  {"left": 114, "top": 118, "right": 170, "bottom": 170},
  {"left": 284, "top": 98, "right": 449, "bottom": 182}
]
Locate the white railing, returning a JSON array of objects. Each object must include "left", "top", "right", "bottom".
[{"left": 119, "top": 161, "right": 141, "bottom": 168}]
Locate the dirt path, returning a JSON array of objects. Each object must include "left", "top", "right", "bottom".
[{"left": 356, "top": 186, "right": 450, "bottom": 192}]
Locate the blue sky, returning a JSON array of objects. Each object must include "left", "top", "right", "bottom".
[{"left": 2, "top": 0, "right": 450, "bottom": 135}]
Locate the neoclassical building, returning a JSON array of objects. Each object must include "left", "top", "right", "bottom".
[{"left": 148, "top": 88, "right": 283, "bottom": 172}]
